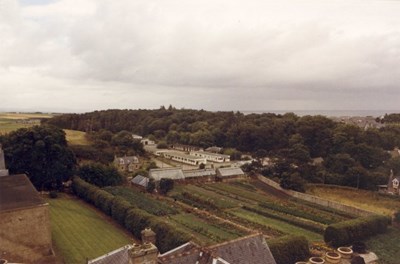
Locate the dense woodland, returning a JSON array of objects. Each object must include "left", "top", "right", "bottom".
[{"left": 43, "top": 108, "right": 400, "bottom": 191}]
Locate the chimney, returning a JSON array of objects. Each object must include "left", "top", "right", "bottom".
[
  {"left": 129, "top": 243, "right": 158, "bottom": 264},
  {"left": 141, "top": 227, "right": 156, "bottom": 245},
  {"left": 0, "top": 144, "right": 9, "bottom": 177}
]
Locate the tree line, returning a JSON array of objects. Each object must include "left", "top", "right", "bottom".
[{"left": 23, "top": 108, "right": 400, "bottom": 190}]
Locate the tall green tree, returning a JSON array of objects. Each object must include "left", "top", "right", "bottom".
[
  {"left": 78, "top": 162, "right": 123, "bottom": 187},
  {"left": 2, "top": 126, "right": 76, "bottom": 190}
]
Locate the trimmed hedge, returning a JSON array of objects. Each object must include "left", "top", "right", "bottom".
[
  {"left": 268, "top": 235, "right": 310, "bottom": 264},
  {"left": 243, "top": 206, "right": 325, "bottom": 234},
  {"left": 324, "top": 215, "right": 391, "bottom": 247},
  {"left": 259, "top": 201, "right": 340, "bottom": 225},
  {"left": 72, "top": 177, "right": 191, "bottom": 253}
]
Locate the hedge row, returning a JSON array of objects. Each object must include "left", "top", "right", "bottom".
[
  {"left": 268, "top": 235, "right": 310, "bottom": 264},
  {"left": 324, "top": 215, "right": 391, "bottom": 247},
  {"left": 259, "top": 201, "right": 339, "bottom": 225},
  {"left": 104, "top": 186, "right": 179, "bottom": 216},
  {"left": 72, "top": 177, "right": 191, "bottom": 253},
  {"left": 243, "top": 206, "right": 325, "bottom": 234}
]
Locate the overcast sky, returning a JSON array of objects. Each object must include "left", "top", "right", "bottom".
[{"left": 1, "top": 0, "right": 400, "bottom": 113}]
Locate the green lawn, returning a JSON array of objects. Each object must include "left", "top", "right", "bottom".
[{"left": 48, "top": 195, "right": 133, "bottom": 264}]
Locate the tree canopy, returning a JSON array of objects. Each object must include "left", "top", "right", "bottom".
[
  {"left": 78, "top": 162, "right": 124, "bottom": 187},
  {"left": 1, "top": 125, "right": 76, "bottom": 190},
  {"left": 43, "top": 108, "right": 400, "bottom": 191}
]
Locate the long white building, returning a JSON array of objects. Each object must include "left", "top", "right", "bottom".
[
  {"left": 190, "top": 151, "right": 230, "bottom": 163},
  {"left": 159, "top": 151, "right": 207, "bottom": 166}
]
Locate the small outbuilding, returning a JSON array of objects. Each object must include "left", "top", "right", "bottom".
[
  {"left": 131, "top": 175, "right": 150, "bottom": 189},
  {"left": 216, "top": 167, "right": 246, "bottom": 181},
  {"left": 149, "top": 167, "right": 185, "bottom": 182}
]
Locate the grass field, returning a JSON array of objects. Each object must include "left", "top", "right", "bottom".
[
  {"left": 0, "top": 113, "right": 53, "bottom": 120},
  {"left": 64, "top": 129, "right": 90, "bottom": 146},
  {"left": 0, "top": 112, "right": 52, "bottom": 135},
  {"left": 307, "top": 185, "right": 400, "bottom": 215},
  {"left": 48, "top": 195, "right": 134, "bottom": 264}
]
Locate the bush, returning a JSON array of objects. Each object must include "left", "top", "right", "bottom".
[
  {"left": 111, "top": 197, "right": 132, "bottom": 225},
  {"left": 94, "top": 190, "right": 115, "bottom": 216},
  {"left": 78, "top": 163, "right": 124, "bottom": 187},
  {"left": 243, "top": 206, "right": 324, "bottom": 234},
  {"left": 394, "top": 211, "right": 400, "bottom": 223},
  {"left": 159, "top": 178, "right": 174, "bottom": 195},
  {"left": 49, "top": 190, "right": 58, "bottom": 198},
  {"left": 268, "top": 235, "right": 310, "bottom": 264},
  {"left": 72, "top": 177, "right": 190, "bottom": 253},
  {"left": 324, "top": 215, "right": 390, "bottom": 247}
]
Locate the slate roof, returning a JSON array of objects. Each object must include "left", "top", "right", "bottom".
[
  {"left": 131, "top": 175, "right": 149, "bottom": 188},
  {"left": 149, "top": 167, "right": 185, "bottom": 181},
  {"left": 208, "top": 233, "right": 276, "bottom": 264},
  {"left": 165, "top": 151, "right": 207, "bottom": 161},
  {"left": 205, "top": 146, "right": 223, "bottom": 153},
  {"left": 158, "top": 242, "right": 203, "bottom": 264},
  {"left": 88, "top": 245, "right": 131, "bottom": 264},
  {"left": 158, "top": 234, "right": 276, "bottom": 264},
  {"left": 216, "top": 167, "right": 245, "bottom": 178},
  {"left": 0, "top": 174, "right": 46, "bottom": 212},
  {"left": 115, "top": 156, "right": 139, "bottom": 164},
  {"left": 191, "top": 151, "right": 230, "bottom": 158},
  {"left": 183, "top": 169, "right": 216, "bottom": 178}
]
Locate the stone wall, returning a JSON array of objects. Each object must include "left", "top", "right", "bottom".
[
  {"left": 0, "top": 204, "right": 53, "bottom": 263},
  {"left": 257, "top": 175, "right": 375, "bottom": 217}
]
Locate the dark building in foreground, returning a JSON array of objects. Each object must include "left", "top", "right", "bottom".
[{"left": 0, "top": 174, "right": 53, "bottom": 263}]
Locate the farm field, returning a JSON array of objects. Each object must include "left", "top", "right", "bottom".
[
  {"left": 48, "top": 194, "right": 133, "bottom": 264},
  {"left": 0, "top": 112, "right": 52, "bottom": 134},
  {"left": 307, "top": 185, "right": 400, "bottom": 215},
  {"left": 104, "top": 185, "right": 250, "bottom": 245},
  {"left": 168, "top": 180, "right": 351, "bottom": 242}
]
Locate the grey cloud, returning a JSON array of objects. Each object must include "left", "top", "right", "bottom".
[{"left": 1, "top": 0, "right": 400, "bottom": 111}]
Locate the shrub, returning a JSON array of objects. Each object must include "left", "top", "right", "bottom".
[
  {"left": 111, "top": 197, "right": 132, "bottom": 225},
  {"left": 268, "top": 235, "right": 310, "bottom": 264},
  {"left": 243, "top": 206, "right": 325, "bottom": 233},
  {"left": 72, "top": 177, "right": 191, "bottom": 253},
  {"left": 394, "top": 211, "right": 400, "bottom": 223},
  {"left": 78, "top": 163, "right": 124, "bottom": 187},
  {"left": 159, "top": 178, "right": 174, "bottom": 195},
  {"left": 49, "top": 190, "right": 58, "bottom": 198},
  {"left": 324, "top": 215, "right": 390, "bottom": 247},
  {"left": 94, "top": 190, "right": 115, "bottom": 216}
]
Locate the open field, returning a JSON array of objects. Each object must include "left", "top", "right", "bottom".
[
  {"left": 64, "top": 129, "right": 90, "bottom": 146},
  {"left": 0, "top": 113, "right": 89, "bottom": 146},
  {"left": 0, "top": 112, "right": 53, "bottom": 120},
  {"left": 48, "top": 195, "right": 133, "bottom": 264},
  {"left": 307, "top": 185, "right": 400, "bottom": 215},
  {"left": 0, "top": 112, "right": 52, "bottom": 135}
]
